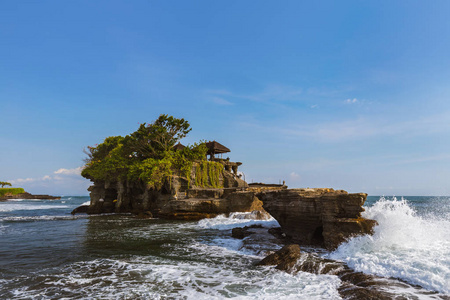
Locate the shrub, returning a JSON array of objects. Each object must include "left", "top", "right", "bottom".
[{"left": 0, "top": 188, "right": 25, "bottom": 197}]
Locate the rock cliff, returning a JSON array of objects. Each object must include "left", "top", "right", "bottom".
[
  {"left": 82, "top": 162, "right": 267, "bottom": 220},
  {"left": 257, "top": 188, "right": 377, "bottom": 249}
]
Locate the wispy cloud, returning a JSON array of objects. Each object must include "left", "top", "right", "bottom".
[
  {"left": 211, "top": 97, "right": 233, "bottom": 106},
  {"left": 239, "top": 111, "right": 450, "bottom": 142},
  {"left": 8, "top": 167, "right": 83, "bottom": 185},
  {"left": 290, "top": 172, "right": 300, "bottom": 179},
  {"left": 54, "top": 167, "right": 83, "bottom": 176},
  {"left": 345, "top": 98, "right": 358, "bottom": 104},
  {"left": 205, "top": 84, "right": 303, "bottom": 105}
]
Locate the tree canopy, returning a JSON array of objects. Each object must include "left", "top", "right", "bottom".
[
  {"left": 81, "top": 114, "right": 210, "bottom": 189},
  {"left": 0, "top": 181, "right": 12, "bottom": 188}
]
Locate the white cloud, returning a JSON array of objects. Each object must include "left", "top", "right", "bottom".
[
  {"left": 211, "top": 97, "right": 233, "bottom": 106},
  {"left": 345, "top": 98, "right": 358, "bottom": 104},
  {"left": 7, "top": 166, "right": 90, "bottom": 195},
  {"left": 9, "top": 167, "right": 85, "bottom": 187},
  {"left": 290, "top": 172, "right": 300, "bottom": 179},
  {"left": 10, "top": 178, "right": 36, "bottom": 184},
  {"left": 54, "top": 167, "right": 83, "bottom": 176}
]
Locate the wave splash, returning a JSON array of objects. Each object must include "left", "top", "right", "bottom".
[
  {"left": 197, "top": 211, "right": 279, "bottom": 230},
  {"left": 329, "top": 196, "right": 450, "bottom": 294}
]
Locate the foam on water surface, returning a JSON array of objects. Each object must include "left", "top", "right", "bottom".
[
  {"left": 2, "top": 256, "right": 342, "bottom": 300},
  {"left": 0, "top": 203, "right": 69, "bottom": 212},
  {"left": 329, "top": 197, "right": 450, "bottom": 294},
  {"left": 197, "top": 212, "right": 279, "bottom": 230}
]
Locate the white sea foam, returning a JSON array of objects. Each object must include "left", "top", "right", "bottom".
[
  {"left": 81, "top": 201, "right": 90, "bottom": 206},
  {"left": 329, "top": 197, "right": 450, "bottom": 294},
  {"left": 1, "top": 215, "right": 87, "bottom": 222},
  {"left": 197, "top": 212, "right": 279, "bottom": 230},
  {"left": 4, "top": 257, "right": 342, "bottom": 299},
  {"left": 5, "top": 199, "right": 44, "bottom": 202},
  {"left": 0, "top": 204, "right": 69, "bottom": 212}
]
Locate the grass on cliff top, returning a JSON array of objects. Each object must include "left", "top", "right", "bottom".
[{"left": 0, "top": 188, "right": 25, "bottom": 197}]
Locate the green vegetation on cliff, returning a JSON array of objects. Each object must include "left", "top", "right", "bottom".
[
  {"left": 195, "top": 161, "right": 223, "bottom": 188},
  {"left": 0, "top": 188, "right": 25, "bottom": 197},
  {"left": 81, "top": 114, "right": 222, "bottom": 189}
]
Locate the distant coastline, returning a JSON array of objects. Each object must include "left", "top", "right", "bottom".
[{"left": 0, "top": 189, "right": 61, "bottom": 201}]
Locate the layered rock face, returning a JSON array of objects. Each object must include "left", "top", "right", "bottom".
[
  {"left": 158, "top": 191, "right": 266, "bottom": 220},
  {"left": 83, "top": 163, "right": 266, "bottom": 220},
  {"left": 257, "top": 188, "right": 377, "bottom": 249}
]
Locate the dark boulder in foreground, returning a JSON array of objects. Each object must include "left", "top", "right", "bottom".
[
  {"left": 257, "top": 188, "right": 377, "bottom": 250},
  {"left": 256, "top": 244, "right": 301, "bottom": 271},
  {"left": 71, "top": 205, "right": 89, "bottom": 215}
]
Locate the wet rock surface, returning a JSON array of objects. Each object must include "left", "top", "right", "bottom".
[
  {"left": 256, "top": 242, "right": 448, "bottom": 300},
  {"left": 257, "top": 188, "right": 377, "bottom": 249},
  {"left": 256, "top": 244, "right": 301, "bottom": 271},
  {"left": 231, "top": 224, "right": 264, "bottom": 239},
  {"left": 71, "top": 205, "right": 89, "bottom": 215}
]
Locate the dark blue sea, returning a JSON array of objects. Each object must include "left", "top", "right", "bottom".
[{"left": 0, "top": 195, "right": 449, "bottom": 299}]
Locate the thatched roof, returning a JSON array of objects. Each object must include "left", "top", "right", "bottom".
[
  {"left": 173, "top": 142, "right": 186, "bottom": 151},
  {"left": 205, "top": 141, "right": 230, "bottom": 155}
]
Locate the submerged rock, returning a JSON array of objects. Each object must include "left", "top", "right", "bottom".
[
  {"left": 135, "top": 211, "right": 153, "bottom": 219},
  {"left": 231, "top": 224, "right": 264, "bottom": 239},
  {"left": 257, "top": 188, "right": 377, "bottom": 250}
]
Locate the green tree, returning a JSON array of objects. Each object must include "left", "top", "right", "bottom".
[
  {"left": 0, "top": 181, "right": 12, "bottom": 188},
  {"left": 129, "top": 114, "right": 191, "bottom": 159},
  {"left": 81, "top": 114, "right": 207, "bottom": 189}
]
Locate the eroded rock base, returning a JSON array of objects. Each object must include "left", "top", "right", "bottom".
[{"left": 257, "top": 188, "right": 377, "bottom": 249}]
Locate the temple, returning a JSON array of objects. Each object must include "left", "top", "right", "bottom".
[{"left": 206, "top": 140, "right": 242, "bottom": 177}]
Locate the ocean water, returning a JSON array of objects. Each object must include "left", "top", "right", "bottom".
[{"left": 0, "top": 196, "right": 449, "bottom": 299}]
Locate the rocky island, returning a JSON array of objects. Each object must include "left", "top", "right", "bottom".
[
  {"left": 0, "top": 186, "right": 61, "bottom": 201},
  {"left": 77, "top": 114, "right": 376, "bottom": 250},
  {"left": 77, "top": 115, "right": 266, "bottom": 220}
]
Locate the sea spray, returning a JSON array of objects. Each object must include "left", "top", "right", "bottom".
[
  {"left": 0, "top": 204, "right": 69, "bottom": 212},
  {"left": 328, "top": 197, "right": 450, "bottom": 294},
  {"left": 197, "top": 212, "right": 279, "bottom": 230}
]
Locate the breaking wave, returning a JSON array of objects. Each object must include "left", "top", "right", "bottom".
[{"left": 329, "top": 197, "right": 450, "bottom": 294}]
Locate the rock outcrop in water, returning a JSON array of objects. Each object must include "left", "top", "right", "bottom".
[
  {"left": 81, "top": 161, "right": 271, "bottom": 220},
  {"left": 256, "top": 244, "right": 301, "bottom": 271},
  {"left": 257, "top": 188, "right": 377, "bottom": 250},
  {"left": 0, "top": 192, "right": 61, "bottom": 201},
  {"left": 256, "top": 244, "right": 430, "bottom": 300}
]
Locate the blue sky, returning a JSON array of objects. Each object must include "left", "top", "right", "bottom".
[{"left": 2, "top": 1, "right": 450, "bottom": 196}]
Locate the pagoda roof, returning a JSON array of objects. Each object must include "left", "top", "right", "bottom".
[
  {"left": 173, "top": 142, "right": 186, "bottom": 151},
  {"left": 205, "top": 140, "right": 230, "bottom": 154}
]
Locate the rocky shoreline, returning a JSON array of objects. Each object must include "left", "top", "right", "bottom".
[
  {"left": 257, "top": 188, "right": 377, "bottom": 250},
  {"left": 253, "top": 243, "right": 448, "bottom": 300},
  {"left": 0, "top": 192, "right": 61, "bottom": 201}
]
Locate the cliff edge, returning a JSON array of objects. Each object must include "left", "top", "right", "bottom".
[{"left": 257, "top": 188, "right": 377, "bottom": 250}]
